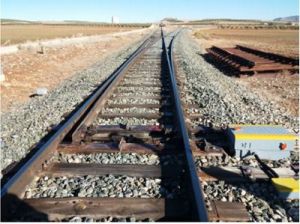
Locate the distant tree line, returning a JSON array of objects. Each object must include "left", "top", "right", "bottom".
[{"left": 217, "top": 24, "right": 299, "bottom": 30}]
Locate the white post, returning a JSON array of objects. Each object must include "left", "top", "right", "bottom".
[{"left": 0, "top": 64, "right": 5, "bottom": 82}]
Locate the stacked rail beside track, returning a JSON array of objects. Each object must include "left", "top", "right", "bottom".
[
  {"left": 2, "top": 27, "right": 298, "bottom": 223},
  {"left": 206, "top": 45, "right": 299, "bottom": 76},
  {"left": 1, "top": 29, "right": 209, "bottom": 222},
  {"left": 174, "top": 41, "right": 298, "bottom": 221}
]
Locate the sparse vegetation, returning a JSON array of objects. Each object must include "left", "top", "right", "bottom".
[
  {"left": 1, "top": 23, "right": 150, "bottom": 45},
  {"left": 1, "top": 18, "right": 37, "bottom": 24},
  {"left": 169, "top": 18, "right": 299, "bottom": 29},
  {"left": 194, "top": 28, "right": 299, "bottom": 57},
  {"left": 162, "top": 17, "right": 183, "bottom": 22},
  {"left": 191, "top": 18, "right": 263, "bottom": 23},
  {"left": 217, "top": 24, "right": 299, "bottom": 30}
]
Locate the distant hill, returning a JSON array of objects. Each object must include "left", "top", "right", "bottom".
[
  {"left": 1, "top": 18, "right": 108, "bottom": 25},
  {"left": 62, "top": 20, "right": 107, "bottom": 24},
  {"left": 181, "top": 18, "right": 264, "bottom": 25},
  {"left": 273, "top": 16, "right": 299, "bottom": 22},
  {"left": 1, "top": 18, "right": 36, "bottom": 24},
  {"left": 162, "top": 17, "right": 183, "bottom": 22},
  {"left": 192, "top": 18, "right": 262, "bottom": 23},
  {"left": 1, "top": 18, "right": 149, "bottom": 26}
]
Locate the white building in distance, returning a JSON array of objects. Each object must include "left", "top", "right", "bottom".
[{"left": 112, "top": 16, "right": 120, "bottom": 24}]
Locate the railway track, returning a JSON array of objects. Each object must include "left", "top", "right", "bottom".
[
  {"left": 2, "top": 28, "right": 298, "bottom": 222},
  {"left": 174, "top": 37, "right": 299, "bottom": 222},
  {"left": 1, "top": 29, "right": 209, "bottom": 222}
]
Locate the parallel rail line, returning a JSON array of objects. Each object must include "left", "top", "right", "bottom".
[
  {"left": 2, "top": 28, "right": 297, "bottom": 223},
  {"left": 1, "top": 29, "right": 209, "bottom": 222}
]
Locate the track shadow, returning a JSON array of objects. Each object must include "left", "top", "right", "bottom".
[
  {"left": 194, "top": 124, "right": 298, "bottom": 220},
  {"left": 198, "top": 52, "right": 242, "bottom": 77},
  {"left": 158, "top": 37, "right": 202, "bottom": 221},
  {"left": 1, "top": 43, "right": 149, "bottom": 187},
  {"left": 1, "top": 194, "right": 49, "bottom": 221},
  {"left": 199, "top": 160, "right": 298, "bottom": 221},
  {"left": 201, "top": 166, "right": 295, "bottom": 201}
]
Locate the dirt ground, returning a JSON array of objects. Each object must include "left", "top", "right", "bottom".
[
  {"left": 236, "top": 75, "right": 299, "bottom": 117},
  {"left": 193, "top": 28, "right": 299, "bottom": 57},
  {"left": 1, "top": 25, "right": 145, "bottom": 45},
  {"left": 192, "top": 28, "right": 299, "bottom": 117},
  {"left": 0, "top": 33, "right": 146, "bottom": 113}
]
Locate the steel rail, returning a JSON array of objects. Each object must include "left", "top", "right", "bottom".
[
  {"left": 162, "top": 29, "right": 209, "bottom": 222},
  {"left": 3, "top": 29, "right": 209, "bottom": 221},
  {"left": 1, "top": 35, "right": 154, "bottom": 198}
]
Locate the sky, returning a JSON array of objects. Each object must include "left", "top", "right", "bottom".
[{"left": 1, "top": 0, "right": 299, "bottom": 23}]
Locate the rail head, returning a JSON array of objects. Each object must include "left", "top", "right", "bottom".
[
  {"left": 1, "top": 34, "right": 155, "bottom": 199},
  {"left": 2, "top": 30, "right": 208, "bottom": 221},
  {"left": 161, "top": 29, "right": 209, "bottom": 222}
]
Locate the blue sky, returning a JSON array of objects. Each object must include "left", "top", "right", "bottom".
[{"left": 1, "top": 0, "right": 299, "bottom": 23}]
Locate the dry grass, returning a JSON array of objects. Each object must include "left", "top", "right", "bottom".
[
  {"left": 1, "top": 24, "right": 142, "bottom": 45},
  {"left": 194, "top": 29, "right": 299, "bottom": 57},
  {"left": 236, "top": 75, "right": 299, "bottom": 117},
  {"left": 193, "top": 28, "right": 299, "bottom": 117},
  {"left": 0, "top": 32, "right": 143, "bottom": 112}
]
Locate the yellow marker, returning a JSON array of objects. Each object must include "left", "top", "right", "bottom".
[
  {"left": 235, "top": 133, "right": 297, "bottom": 141},
  {"left": 272, "top": 178, "right": 299, "bottom": 199},
  {"left": 227, "top": 125, "right": 297, "bottom": 160}
]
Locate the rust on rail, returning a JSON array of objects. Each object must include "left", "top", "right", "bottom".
[{"left": 206, "top": 45, "right": 299, "bottom": 76}]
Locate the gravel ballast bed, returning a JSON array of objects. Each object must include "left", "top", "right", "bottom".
[
  {"left": 203, "top": 180, "right": 299, "bottom": 222},
  {"left": 11, "top": 215, "right": 155, "bottom": 222},
  {"left": 101, "top": 107, "right": 159, "bottom": 114},
  {"left": 123, "top": 77, "right": 160, "bottom": 81},
  {"left": 194, "top": 154, "right": 293, "bottom": 169},
  {"left": 24, "top": 175, "right": 182, "bottom": 199},
  {"left": 60, "top": 216, "right": 155, "bottom": 222},
  {"left": 107, "top": 98, "right": 160, "bottom": 105},
  {"left": 112, "top": 92, "right": 159, "bottom": 97},
  {"left": 0, "top": 37, "right": 147, "bottom": 171},
  {"left": 175, "top": 30, "right": 298, "bottom": 168},
  {"left": 54, "top": 152, "right": 160, "bottom": 165},
  {"left": 54, "top": 153, "right": 185, "bottom": 167},
  {"left": 174, "top": 30, "right": 299, "bottom": 131},
  {"left": 122, "top": 81, "right": 161, "bottom": 85},
  {"left": 174, "top": 30, "right": 299, "bottom": 222},
  {"left": 116, "top": 86, "right": 161, "bottom": 92},
  {"left": 94, "top": 117, "right": 158, "bottom": 126}
]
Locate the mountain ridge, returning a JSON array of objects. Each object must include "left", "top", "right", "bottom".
[{"left": 273, "top": 15, "right": 299, "bottom": 22}]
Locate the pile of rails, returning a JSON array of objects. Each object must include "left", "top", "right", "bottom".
[{"left": 206, "top": 45, "right": 299, "bottom": 76}]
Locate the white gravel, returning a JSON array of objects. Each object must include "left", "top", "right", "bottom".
[
  {"left": 116, "top": 86, "right": 161, "bottom": 92},
  {"left": 173, "top": 29, "right": 299, "bottom": 222},
  {"left": 102, "top": 107, "right": 159, "bottom": 114},
  {"left": 203, "top": 180, "right": 299, "bottom": 222},
  {"left": 95, "top": 117, "right": 158, "bottom": 126},
  {"left": 24, "top": 175, "right": 165, "bottom": 199},
  {"left": 0, "top": 38, "right": 146, "bottom": 171},
  {"left": 107, "top": 98, "right": 160, "bottom": 105},
  {"left": 174, "top": 29, "right": 299, "bottom": 131},
  {"left": 54, "top": 152, "right": 160, "bottom": 165},
  {"left": 93, "top": 40, "right": 167, "bottom": 127}
]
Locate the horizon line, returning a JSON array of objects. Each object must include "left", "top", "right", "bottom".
[{"left": 2, "top": 15, "right": 299, "bottom": 24}]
